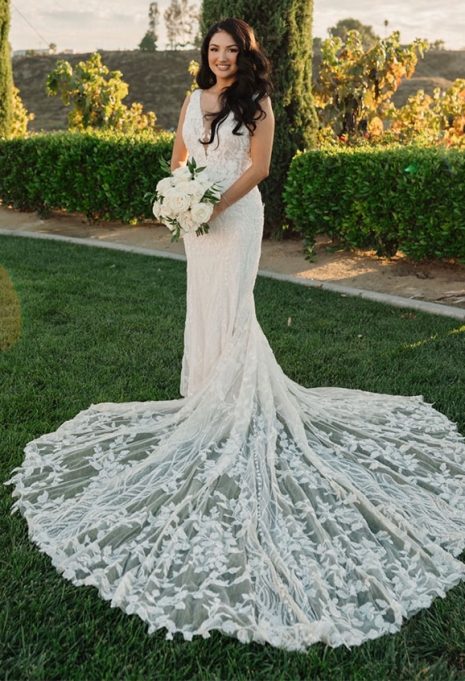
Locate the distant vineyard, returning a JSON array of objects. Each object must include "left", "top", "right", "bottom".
[{"left": 12, "top": 47, "right": 465, "bottom": 133}]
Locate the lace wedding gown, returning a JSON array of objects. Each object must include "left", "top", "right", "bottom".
[{"left": 4, "top": 88, "right": 465, "bottom": 652}]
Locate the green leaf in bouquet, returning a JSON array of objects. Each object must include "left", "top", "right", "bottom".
[
  {"left": 164, "top": 216, "right": 182, "bottom": 242},
  {"left": 187, "top": 158, "right": 197, "bottom": 173},
  {"left": 195, "top": 223, "right": 210, "bottom": 237},
  {"left": 202, "top": 184, "right": 222, "bottom": 203}
]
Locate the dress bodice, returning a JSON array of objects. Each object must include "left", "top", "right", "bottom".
[{"left": 182, "top": 88, "right": 254, "bottom": 191}]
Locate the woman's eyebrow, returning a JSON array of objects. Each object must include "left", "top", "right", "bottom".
[{"left": 210, "top": 43, "right": 238, "bottom": 47}]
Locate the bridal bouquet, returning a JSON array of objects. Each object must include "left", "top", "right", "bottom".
[{"left": 148, "top": 157, "right": 222, "bottom": 242}]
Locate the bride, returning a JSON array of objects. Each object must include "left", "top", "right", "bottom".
[{"left": 4, "top": 18, "right": 465, "bottom": 652}]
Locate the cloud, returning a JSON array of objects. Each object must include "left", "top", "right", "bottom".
[
  {"left": 12, "top": 0, "right": 162, "bottom": 51},
  {"left": 40, "top": 9, "right": 142, "bottom": 26},
  {"left": 313, "top": 0, "right": 465, "bottom": 48},
  {"left": 11, "top": 0, "right": 465, "bottom": 52}
]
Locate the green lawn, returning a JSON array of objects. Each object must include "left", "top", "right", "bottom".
[{"left": 1, "top": 234, "right": 465, "bottom": 681}]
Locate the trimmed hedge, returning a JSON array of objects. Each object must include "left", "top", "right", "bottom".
[
  {"left": 3, "top": 134, "right": 465, "bottom": 262},
  {"left": 283, "top": 145, "right": 465, "bottom": 260},
  {"left": 0, "top": 130, "right": 174, "bottom": 223}
]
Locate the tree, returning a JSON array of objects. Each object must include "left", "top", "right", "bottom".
[
  {"left": 200, "top": 2, "right": 318, "bottom": 237},
  {"left": 149, "top": 2, "right": 159, "bottom": 36},
  {"left": 328, "top": 18, "right": 379, "bottom": 50},
  {"left": 431, "top": 39, "right": 445, "bottom": 51},
  {"left": 314, "top": 30, "right": 429, "bottom": 142},
  {"left": 46, "top": 52, "right": 157, "bottom": 134},
  {"left": 11, "top": 85, "right": 35, "bottom": 137},
  {"left": 49, "top": 42, "right": 57, "bottom": 54},
  {"left": 164, "top": 0, "right": 199, "bottom": 50},
  {"left": 139, "top": 2, "right": 159, "bottom": 52},
  {"left": 0, "top": 0, "right": 14, "bottom": 138},
  {"left": 139, "top": 32, "right": 157, "bottom": 52}
]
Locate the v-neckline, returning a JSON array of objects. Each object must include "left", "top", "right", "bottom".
[
  {"left": 197, "top": 89, "right": 227, "bottom": 156},
  {"left": 198, "top": 88, "right": 222, "bottom": 120}
]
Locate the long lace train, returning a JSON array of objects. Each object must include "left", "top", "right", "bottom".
[{"left": 4, "top": 306, "right": 465, "bottom": 651}]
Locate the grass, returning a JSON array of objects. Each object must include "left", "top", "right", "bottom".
[
  {"left": 1, "top": 234, "right": 465, "bottom": 681},
  {"left": 0, "top": 265, "right": 21, "bottom": 352}
]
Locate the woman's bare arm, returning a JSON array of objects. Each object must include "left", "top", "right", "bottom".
[
  {"left": 170, "top": 93, "right": 191, "bottom": 172},
  {"left": 212, "top": 95, "right": 275, "bottom": 217}
]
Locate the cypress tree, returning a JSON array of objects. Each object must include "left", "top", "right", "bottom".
[
  {"left": 200, "top": 1, "right": 318, "bottom": 236},
  {"left": 0, "top": 0, "right": 14, "bottom": 138}
]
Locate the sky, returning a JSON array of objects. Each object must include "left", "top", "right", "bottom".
[{"left": 10, "top": 0, "right": 465, "bottom": 54}]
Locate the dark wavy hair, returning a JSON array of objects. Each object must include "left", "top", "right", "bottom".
[{"left": 196, "top": 18, "right": 273, "bottom": 151}]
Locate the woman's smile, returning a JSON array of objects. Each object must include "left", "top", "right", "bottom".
[{"left": 207, "top": 30, "right": 239, "bottom": 82}]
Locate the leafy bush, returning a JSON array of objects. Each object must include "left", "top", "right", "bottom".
[
  {"left": 11, "top": 85, "right": 35, "bottom": 138},
  {"left": 284, "top": 145, "right": 465, "bottom": 260},
  {"left": 314, "top": 30, "right": 428, "bottom": 143},
  {"left": 388, "top": 79, "right": 465, "bottom": 148},
  {"left": 46, "top": 53, "right": 157, "bottom": 134},
  {"left": 0, "top": 129, "right": 174, "bottom": 223}
]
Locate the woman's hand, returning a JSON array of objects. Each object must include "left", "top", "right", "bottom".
[{"left": 209, "top": 195, "right": 230, "bottom": 222}]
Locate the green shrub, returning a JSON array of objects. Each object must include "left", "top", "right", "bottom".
[
  {"left": 283, "top": 145, "right": 465, "bottom": 260},
  {"left": 0, "top": 129, "right": 174, "bottom": 222}
]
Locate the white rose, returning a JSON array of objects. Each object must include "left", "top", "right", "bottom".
[
  {"left": 163, "top": 187, "right": 191, "bottom": 214},
  {"left": 152, "top": 200, "right": 163, "bottom": 220},
  {"left": 172, "top": 165, "right": 192, "bottom": 180},
  {"left": 178, "top": 209, "right": 197, "bottom": 234},
  {"left": 156, "top": 176, "right": 176, "bottom": 196},
  {"left": 185, "top": 181, "right": 208, "bottom": 202},
  {"left": 191, "top": 201, "right": 214, "bottom": 224},
  {"left": 175, "top": 179, "right": 198, "bottom": 196},
  {"left": 159, "top": 200, "right": 177, "bottom": 220}
]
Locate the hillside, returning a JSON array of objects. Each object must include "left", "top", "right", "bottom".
[
  {"left": 12, "top": 49, "right": 200, "bottom": 133},
  {"left": 12, "top": 48, "right": 465, "bottom": 132}
]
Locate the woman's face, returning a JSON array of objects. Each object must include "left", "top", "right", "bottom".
[{"left": 207, "top": 30, "right": 239, "bottom": 84}]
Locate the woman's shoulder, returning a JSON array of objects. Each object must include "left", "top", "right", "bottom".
[{"left": 185, "top": 88, "right": 202, "bottom": 98}]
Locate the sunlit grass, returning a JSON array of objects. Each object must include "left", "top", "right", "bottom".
[
  {"left": 402, "top": 324, "right": 465, "bottom": 350},
  {"left": 1, "top": 235, "right": 464, "bottom": 681},
  {"left": 0, "top": 266, "right": 21, "bottom": 351}
]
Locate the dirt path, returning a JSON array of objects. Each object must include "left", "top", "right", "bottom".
[{"left": 2, "top": 204, "right": 465, "bottom": 309}]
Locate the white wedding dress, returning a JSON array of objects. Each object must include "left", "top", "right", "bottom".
[{"left": 4, "top": 88, "right": 465, "bottom": 652}]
